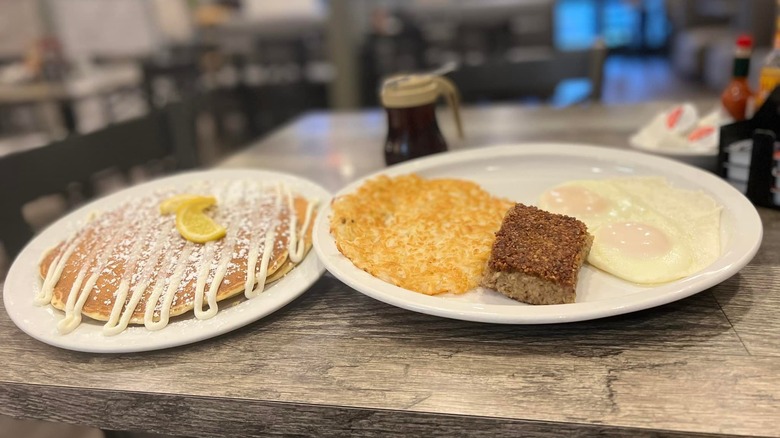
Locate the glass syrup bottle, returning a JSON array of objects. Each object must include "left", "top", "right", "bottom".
[{"left": 380, "top": 74, "right": 463, "bottom": 165}]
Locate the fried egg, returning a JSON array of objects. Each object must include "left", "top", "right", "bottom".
[{"left": 538, "top": 177, "right": 721, "bottom": 284}]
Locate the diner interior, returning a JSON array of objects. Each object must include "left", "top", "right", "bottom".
[
  {"left": 3, "top": 0, "right": 776, "bottom": 266},
  {"left": 1, "top": 0, "right": 779, "bottom": 437}
]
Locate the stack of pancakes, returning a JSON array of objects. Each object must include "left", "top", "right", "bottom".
[{"left": 38, "top": 182, "right": 316, "bottom": 331}]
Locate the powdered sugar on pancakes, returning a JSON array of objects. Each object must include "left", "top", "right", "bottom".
[{"left": 37, "top": 180, "right": 317, "bottom": 335}]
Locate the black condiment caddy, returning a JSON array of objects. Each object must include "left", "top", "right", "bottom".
[{"left": 718, "top": 86, "right": 780, "bottom": 209}]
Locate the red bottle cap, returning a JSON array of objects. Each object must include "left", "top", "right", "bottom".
[{"left": 737, "top": 34, "right": 753, "bottom": 48}]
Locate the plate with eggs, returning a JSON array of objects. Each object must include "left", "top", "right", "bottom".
[{"left": 313, "top": 143, "right": 762, "bottom": 324}]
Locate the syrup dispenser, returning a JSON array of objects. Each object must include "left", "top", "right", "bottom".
[{"left": 380, "top": 74, "right": 463, "bottom": 165}]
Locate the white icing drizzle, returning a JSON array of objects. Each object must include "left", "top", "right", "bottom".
[
  {"left": 102, "top": 223, "right": 170, "bottom": 336},
  {"left": 193, "top": 181, "right": 231, "bottom": 320},
  {"left": 144, "top": 244, "right": 194, "bottom": 330},
  {"left": 58, "top": 219, "right": 128, "bottom": 334},
  {"left": 56, "top": 267, "right": 90, "bottom": 334},
  {"left": 244, "top": 183, "right": 283, "bottom": 299},
  {"left": 142, "top": 181, "right": 208, "bottom": 330},
  {"left": 103, "top": 280, "right": 131, "bottom": 334},
  {"left": 102, "top": 212, "right": 156, "bottom": 335},
  {"left": 244, "top": 227, "right": 278, "bottom": 299},
  {"left": 36, "top": 229, "right": 86, "bottom": 306},
  {"left": 196, "top": 180, "right": 251, "bottom": 319},
  {"left": 285, "top": 185, "right": 318, "bottom": 264},
  {"left": 39, "top": 179, "right": 317, "bottom": 336},
  {"left": 193, "top": 241, "right": 218, "bottom": 319},
  {"left": 200, "top": 223, "right": 239, "bottom": 319}
]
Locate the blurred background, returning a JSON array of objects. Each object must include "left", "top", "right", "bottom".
[
  {"left": 1, "top": 0, "right": 776, "bottom": 149},
  {"left": 0, "top": 0, "right": 777, "bottom": 436}
]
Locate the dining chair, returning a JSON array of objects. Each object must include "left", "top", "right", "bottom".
[{"left": 0, "top": 107, "right": 198, "bottom": 258}]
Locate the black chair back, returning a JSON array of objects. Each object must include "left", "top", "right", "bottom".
[{"left": 0, "top": 108, "right": 197, "bottom": 257}]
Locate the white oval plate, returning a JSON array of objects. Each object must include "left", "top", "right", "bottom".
[
  {"left": 3, "top": 169, "right": 330, "bottom": 353},
  {"left": 313, "top": 143, "right": 762, "bottom": 324}
]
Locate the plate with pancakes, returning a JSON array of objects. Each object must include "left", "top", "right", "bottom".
[
  {"left": 3, "top": 169, "right": 330, "bottom": 352},
  {"left": 313, "top": 143, "right": 762, "bottom": 324}
]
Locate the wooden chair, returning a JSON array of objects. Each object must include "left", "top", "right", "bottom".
[{"left": 0, "top": 107, "right": 198, "bottom": 257}]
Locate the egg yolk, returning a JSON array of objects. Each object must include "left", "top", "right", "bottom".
[
  {"left": 540, "top": 186, "right": 610, "bottom": 216},
  {"left": 597, "top": 222, "right": 672, "bottom": 258}
]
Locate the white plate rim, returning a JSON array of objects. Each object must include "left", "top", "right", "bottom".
[
  {"left": 3, "top": 169, "right": 331, "bottom": 353},
  {"left": 313, "top": 143, "right": 762, "bottom": 324}
]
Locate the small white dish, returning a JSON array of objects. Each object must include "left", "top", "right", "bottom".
[
  {"left": 313, "top": 143, "right": 762, "bottom": 324},
  {"left": 629, "top": 135, "right": 719, "bottom": 172},
  {"left": 3, "top": 169, "right": 330, "bottom": 353}
]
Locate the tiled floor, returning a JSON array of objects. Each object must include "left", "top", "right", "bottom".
[{"left": 0, "top": 54, "right": 713, "bottom": 438}]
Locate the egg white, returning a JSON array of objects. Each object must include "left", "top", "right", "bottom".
[{"left": 538, "top": 177, "right": 721, "bottom": 285}]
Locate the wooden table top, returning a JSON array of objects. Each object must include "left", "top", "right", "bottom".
[{"left": 1, "top": 102, "right": 778, "bottom": 437}]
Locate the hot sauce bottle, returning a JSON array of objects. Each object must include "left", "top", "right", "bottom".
[{"left": 721, "top": 35, "right": 754, "bottom": 121}]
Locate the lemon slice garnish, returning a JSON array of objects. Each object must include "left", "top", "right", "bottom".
[
  {"left": 171, "top": 197, "right": 226, "bottom": 243},
  {"left": 159, "top": 194, "right": 216, "bottom": 215}
]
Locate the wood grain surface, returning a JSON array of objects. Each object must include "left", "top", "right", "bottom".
[{"left": 1, "top": 103, "right": 778, "bottom": 437}]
